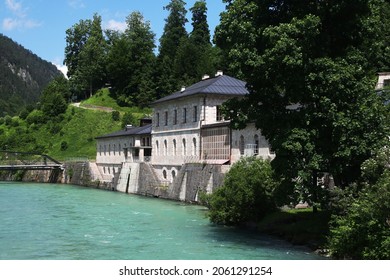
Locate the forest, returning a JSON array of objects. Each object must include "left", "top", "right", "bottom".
[
  {"left": 0, "top": 34, "right": 62, "bottom": 116},
  {"left": 1, "top": 0, "right": 390, "bottom": 259}
]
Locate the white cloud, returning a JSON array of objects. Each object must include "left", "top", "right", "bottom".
[
  {"left": 2, "top": 17, "right": 41, "bottom": 31},
  {"left": 52, "top": 58, "right": 68, "bottom": 78},
  {"left": 105, "top": 20, "right": 127, "bottom": 32},
  {"left": 68, "top": 0, "right": 85, "bottom": 9},
  {"left": 5, "top": 0, "right": 25, "bottom": 17},
  {"left": 55, "top": 64, "right": 69, "bottom": 78},
  {"left": 3, "top": 0, "right": 41, "bottom": 31}
]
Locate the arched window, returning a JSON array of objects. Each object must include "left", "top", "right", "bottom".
[
  {"left": 173, "top": 139, "right": 177, "bottom": 156},
  {"left": 182, "top": 138, "right": 187, "bottom": 156},
  {"left": 239, "top": 135, "right": 245, "bottom": 155},
  {"left": 164, "top": 140, "right": 168, "bottom": 156},
  {"left": 192, "top": 138, "right": 197, "bottom": 156},
  {"left": 163, "top": 169, "right": 167, "bottom": 180},
  {"left": 156, "top": 140, "right": 159, "bottom": 156},
  {"left": 172, "top": 170, "right": 176, "bottom": 179}
]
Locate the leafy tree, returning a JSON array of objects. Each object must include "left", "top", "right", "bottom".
[
  {"left": 328, "top": 170, "right": 390, "bottom": 259},
  {"left": 156, "top": 0, "right": 188, "bottom": 97},
  {"left": 206, "top": 157, "right": 278, "bottom": 226},
  {"left": 121, "top": 112, "right": 137, "bottom": 128},
  {"left": 40, "top": 77, "right": 68, "bottom": 118},
  {"left": 107, "top": 11, "right": 156, "bottom": 107},
  {"left": 215, "top": 0, "right": 390, "bottom": 207},
  {"left": 174, "top": 0, "right": 217, "bottom": 85},
  {"left": 64, "top": 14, "right": 107, "bottom": 99}
]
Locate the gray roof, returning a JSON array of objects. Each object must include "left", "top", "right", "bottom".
[
  {"left": 152, "top": 75, "right": 249, "bottom": 105},
  {"left": 95, "top": 124, "right": 152, "bottom": 139}
]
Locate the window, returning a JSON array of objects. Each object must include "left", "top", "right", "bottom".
[
  {"left": 156, "top": 140, "right": 159, "bottom": 156},
  {"left": 156, "top": 113, "right": 160, "bottom": 127},
  {"left": 193, "top": 106, "right": 198, "bottom": 122},
  {"left": 164, "top": 140, "right": 168, "bottom": 156},
  {"left": 183, "top": 108, "right": 187, "bottom": 123},
  {"left": 164, "top": 111, "right": 168, "bottom": 126},
  {"left": 239, "top": 135, "right": 245, "bottom": 155},
  {"left": 173, "top": 109, "right": 178, "bottom": 125},
  {"left": 216, "top": 105, "right": 224, "bottom": 121},
  {"left": 182, "top": 138, "right": 187, "bottom": 156},
  {"left": 384, "top": 79, "right": 390, "bottom": 87},
  {"left": 192, "top": 138, "right": 197, "bottom": 156},
  {"left": 254, "top": 135, "right": 259, "bottom": 155},
  {"left": 172, "top": 170, "right": 176, "bottom": 180},
  {"left": 163, "top": 170, "right": 167, "bottom": 180},
  {"left": 173, "top": 139, "right": 177, "bottom": 156}
]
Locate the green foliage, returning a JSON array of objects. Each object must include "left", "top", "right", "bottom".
[
  {"left": 206, "top": 157, "right": 278, "bottom": 226},
  {"left": 64, "top": 14, "right": 107, "bottom": 99},
  {"left": 155, "top": 0, "right": 189, "bottom": 97},
  {"left": 26, "top": 110, "right": 46, "bottom": 125},
  {"left": 60, "top": 141, "right": 68, "bottom": 151},
  {"left": 216, "top": 0, "right": 390, "bottom": 206},
  {"left": 106, "top": 11, "right": 156, "bottom": 107},
  {"left": 0, "top": 34, "right": 63, "bottom": 116},
  {"left": 121, "top": 112, "right": 137, "bottom": 128},
  {"left": 111, "top": 111, "right": 120, "bottom": 121},
  {"left": 328, "top": 172, "right": 390, "bottom": 259}
]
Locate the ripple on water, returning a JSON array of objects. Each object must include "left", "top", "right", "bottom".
[{"left": 0, "top": 183, "right": 325, "bottom": 260}]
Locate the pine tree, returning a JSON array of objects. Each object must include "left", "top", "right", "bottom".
[{"left": 155, "top": 0, "right": 188, "bottom": 97}]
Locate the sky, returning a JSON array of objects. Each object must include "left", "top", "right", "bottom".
[{"left": 0, "top": 0, "right": 227, "bottom": 76}]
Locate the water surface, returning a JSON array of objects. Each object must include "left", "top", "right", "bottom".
[{"left": 0, "top": 182, "right": 323, "bottom": 260}]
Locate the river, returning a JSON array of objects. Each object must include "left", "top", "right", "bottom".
[{"left": 0, "top": 182, "right": 324, "bottom": 260}]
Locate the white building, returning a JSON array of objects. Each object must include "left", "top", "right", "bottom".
[
  {"left": 94, "top": 120, "right": 152, "bottom": 182},
  {"left": 150, "top": 72, "right": 274, "bottom": 182},
  {"left": 376, "top": 72, "right": 390, "bottom": 90}
]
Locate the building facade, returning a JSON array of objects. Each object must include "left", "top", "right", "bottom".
[
  {"left": 95, "top": 121, "right": 152, "bottom": 182},
  {"left": 150, "top": 72, "right": 274, "bottom": 182}
]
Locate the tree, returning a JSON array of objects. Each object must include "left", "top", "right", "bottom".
[
  {"left": 173, "top": 0, "right": 217, "bottom": 85},
  {"left": 40, "top": 83, "right": 67, "bottom": 118},
  {"left": 328, "top": 169, "right": 390, "bottom": 259},
  {"left": 106, "top": 11, "right": 156, "bottom": 107},
  {"left": 156, "top": 0, "right": 188, "bottom": 97},
  {"left": 215, "top": 0, "right": 390, "bottom": 206},
  {"left": 64, "top": 14, "right": 107, "bottom": 99},
  {"left": 205, "top": 157, "right": 278, "bottom": 226}
]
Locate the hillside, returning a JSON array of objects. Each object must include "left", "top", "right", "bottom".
[
  {"left": 0, "top": 34, "right": 63, "bottom": 116},
  {"left": 0, "top": 88, "right": 151, "bottom": 160}
]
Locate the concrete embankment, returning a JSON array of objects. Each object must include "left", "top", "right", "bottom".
[
  {"left": 0, "top": 168, "right": 62, "bottom": 183},
  {"left": 0, "top": 160, "right": 227, "bottom": 203}
]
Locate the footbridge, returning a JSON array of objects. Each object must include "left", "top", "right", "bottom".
[{"left": 0, "top": 151, "right": 63, "bottom": 171}]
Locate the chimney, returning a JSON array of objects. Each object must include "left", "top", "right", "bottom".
[
  {"left": 181, "top": 86, "right": 186, "bottom": 92},
  {"left": 202, "top": 74, "right": 210, "bottom": 80},
  {"left": 215, "top": 70, "right": 223, "bottom": 77},
  {"left": 125, "top": 124, "right": 133, "bottom": 131}
]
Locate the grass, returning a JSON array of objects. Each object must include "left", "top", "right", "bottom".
[
  {"left": 0, "top": 89, "right": 152, "bottom": 161},
  {"left": 80, "top": 88, "right": 152, "bottom": 119},
  {"left": 257, "top": 208, "right": 331, "bottom": 250}
]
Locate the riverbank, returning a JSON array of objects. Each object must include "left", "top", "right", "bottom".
[
  {"left": 0, "top": 165, "right": 330, "bottom": 257},
  {"left": 257, "top": 208, "right": 331, "bottom": 256}
]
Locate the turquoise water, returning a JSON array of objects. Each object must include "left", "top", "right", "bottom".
[{"left": 0, "top": 182, "right": 324, "bottom": 260}]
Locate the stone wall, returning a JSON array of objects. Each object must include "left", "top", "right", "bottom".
[
  {"left": 62, "top": 161, "right": 113, "bottom": 191},
  {"left": 0, "top": 168, "right": 63, "bottom": 183}
]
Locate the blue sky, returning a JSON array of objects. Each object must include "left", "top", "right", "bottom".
[{"left": 0, "top": 0, "right": 226, "bottom": 75}]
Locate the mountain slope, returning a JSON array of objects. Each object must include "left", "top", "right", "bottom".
[{"left": 0, "top": 33, "right": 63, "bottom": 116}]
